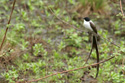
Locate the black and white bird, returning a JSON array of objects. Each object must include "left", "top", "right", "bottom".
[
  {"left": 83, "top": 17, "right": 98, "bottom": 35},
  {"left": 83, "top": 17, "right": 99, "bottom": 78}
]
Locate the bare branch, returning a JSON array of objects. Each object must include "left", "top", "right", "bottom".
[
  {"left": 0, "top": 0, "right": 16, "bottom": 51},
  {"left": 120, "top": 0, "right": 124, "bottom": 17}
]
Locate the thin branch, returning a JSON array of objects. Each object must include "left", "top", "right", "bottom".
[
  {"left": 0, "top": 0, "right": 16, "bottom": 51},
  {"left": 49, "top": 8, "right": 69, "bottom": 25},
  {"left": 100, "top": 35, "right": 120, "bottom": 48},
  {"left": 120, "top": 0, "right": 124, "bottom": 17},
  {"left": 16, "top": 55, "right": 117, "bottom": 83},
  {"left": 48, "top": 8, "right": 77, "bottom": 28}
]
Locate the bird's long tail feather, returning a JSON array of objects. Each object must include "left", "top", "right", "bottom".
[
  {"left": 93, "top": 36, "right": 99, "bottom": 78},
  {"left": 84, "top": 39, "right": 94, "bottom": 65}
]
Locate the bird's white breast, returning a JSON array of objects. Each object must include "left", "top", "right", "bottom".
[{"left": 83, "top": 20, "right": 93, "bottom": 31}]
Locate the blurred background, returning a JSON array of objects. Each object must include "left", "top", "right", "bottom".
[{"left": 0, "top": 0, "right": 125, "bottom": 83}]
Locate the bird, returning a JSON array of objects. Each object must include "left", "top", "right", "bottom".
[{"left": 83, "top": 17, "right": 99, "bottom": 78}]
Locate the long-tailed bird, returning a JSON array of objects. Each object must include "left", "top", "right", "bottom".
[{"left": 83, "top": 17, "right": 99, "bottom": 78}]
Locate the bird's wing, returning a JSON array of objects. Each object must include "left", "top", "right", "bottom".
[{"left": 90, "top": 22, "right": 97, "bottom": 34}]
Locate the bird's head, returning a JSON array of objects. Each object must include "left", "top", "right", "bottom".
[{"left": 83, "top": 17, "right": 90, "bottom": 22}]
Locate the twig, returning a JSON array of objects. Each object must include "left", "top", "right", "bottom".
[
  {"left": 18, "top": 55, "right": 116, "bottom": 83},
  {"left": 120, "top": 0, "right": 124, "bottom": 17},
  {"left": 100, "top": 36, "right": 120, "bottom": 48},
  {"left": 48, "top": 8, "right": 69, "bottom": 25},
  {"left": 48, "top": 8, "right": 77, "bottom": 28},
  {"left": 0, "top": 0, "right": 16, "bottom": 51}
]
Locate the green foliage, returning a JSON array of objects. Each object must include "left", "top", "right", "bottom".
[
  {"left": 33, "top": 43, "right": 47, "bottom": 56},
  {"left": 68, "top": 0, "right": 75, "bottom": 4},
  {"left": 79, "top": 0, "right": 108, "bottom": 10},
  {"left": 21, "top": 9, "right": 29, "bottom": 21},
  {"left": 2, "top": 66, "right": 19, "bottom": 83},
  {"left": 0, "top": 0, "right": 124, "bottom": 83},
  {"left": 64, "top": 29, "right": 82, "bottom": 48},
  {"left": 58, "top": 41, "right": 66, "bottom": 51}
]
